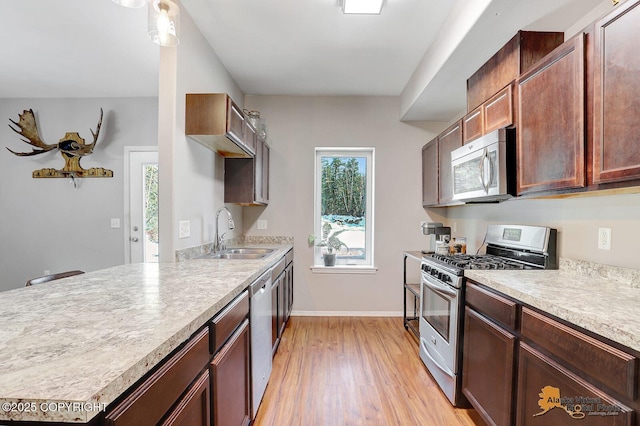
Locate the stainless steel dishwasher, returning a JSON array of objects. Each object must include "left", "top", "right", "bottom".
[{"left": 249, "top": 269, "right": 272, "bottom": 418}]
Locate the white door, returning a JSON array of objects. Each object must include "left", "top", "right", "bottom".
[{"left": 126, "top": 149, "right": 159, "bottom": 263}]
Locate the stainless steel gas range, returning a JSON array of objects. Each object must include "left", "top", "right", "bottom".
[{"left": 418, "top": 224, "right": 557, "bottom": 406}]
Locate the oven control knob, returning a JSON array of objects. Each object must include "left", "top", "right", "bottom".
[{"left": 442, "top": 275, "right": 450, "bottom": 283}]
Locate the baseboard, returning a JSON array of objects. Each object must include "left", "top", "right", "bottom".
[{"left": 291, "top": 310, "right": 403, "bottom": 317}]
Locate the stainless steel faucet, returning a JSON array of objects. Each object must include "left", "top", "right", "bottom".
[{"left": 214, "top": 206, "right": 235, "bottom": 253}]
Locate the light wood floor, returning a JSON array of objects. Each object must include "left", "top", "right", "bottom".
[{"left": 253, "top": 316, "right": 484, "bottom": 426}]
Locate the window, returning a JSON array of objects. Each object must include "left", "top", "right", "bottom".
[{"left": 313, "top": 148, "right": 374, "bottom": 267}]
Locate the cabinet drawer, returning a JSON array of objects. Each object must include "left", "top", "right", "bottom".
[
  {"left": 271, "top": 257, "right": 286, "bottom": 281},
  {"left": 466, "top": 282, "right": 518, "bottom": 330},
  {"left": 521, "top": 307, "right": 637, "bottom": 399},
  {"left": 285, "top": 249, "right": 294, "bottom": 266},
  {"left": 105, "top": 328, "right": 210, "bottom": 426},
  {"left": 517, "top": 342, "right": 633, "bottom": 426},
  {"left": 210, "top": 291, "right": 249, "bottom": 354}
]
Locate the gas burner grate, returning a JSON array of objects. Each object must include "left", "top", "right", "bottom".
[{"left": 430, "top": 254, "right": 526, "bottom": 270}]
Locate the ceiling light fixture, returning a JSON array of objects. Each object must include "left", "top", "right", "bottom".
[
  {"left": 342, "top": 0, "right": 384, "bottom": 14},
  {"left": 148, "top": 0, "right": 180, "bottom": 47},
  {"left": 112, "top": 0, "right": 146, "bottom": 8}
]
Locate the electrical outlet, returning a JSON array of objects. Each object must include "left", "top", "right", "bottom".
[
  {"left": 452, "top": 222, "right": 457, "bottom": 233},
  {"left": 598, "top": 227, "right": 611, "bottom": 250},
  {"left": 257, "top": 219, "right": 268, "bottom": 230},
  {"left": 110, "top": 218, "right": 121, "bottom": 229},
  {"left": 179, "top": 220, "right": 190, "bottom": 239}
]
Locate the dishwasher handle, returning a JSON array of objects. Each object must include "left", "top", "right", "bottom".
[{"left": 250, "top": 269, "right": 272, "bottom": 296}]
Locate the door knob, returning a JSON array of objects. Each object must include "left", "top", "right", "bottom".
[{"left": 130, "top": 237, "right": 139, "bottom": 242}]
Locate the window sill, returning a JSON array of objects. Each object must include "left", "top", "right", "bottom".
[{"left": 310, "top": 265, "right": 378, "bottom": 274}]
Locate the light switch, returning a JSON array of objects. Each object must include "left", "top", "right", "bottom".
[{"left": 257, "top": 219, "right": 268, "bottom": 230}]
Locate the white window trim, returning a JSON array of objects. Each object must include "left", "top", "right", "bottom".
[{"left": 313, "top": 147, "right": 375, "bottom": 269}]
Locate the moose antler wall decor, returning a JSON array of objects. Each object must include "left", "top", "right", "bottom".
[{"left": 6, "top": 108, "right": 113, "bottom": 185}]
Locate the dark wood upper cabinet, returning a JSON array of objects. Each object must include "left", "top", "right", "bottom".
[
  {"left": 484, "top": 84, "right": 514, "bottom": 134},
  {"left": 463, "top": 84, "right": 514, "bottom": 144},
  {"left": 592, "top": 0, "right": 640, "bottom": 185},
  {"left": 422, "top": 137, "right": 439, "bottom": 206},
  {"left": 516, "top": 34, "right": 586, "bottom": 196},
  {"left": 438, "top": 121, "right": 463, "bottom": 204},
  {"left": 462, "top": 107, "right": 483, "bottom": 144},
  {"left": 224, "top": 136, "right": 269, "bottom": 205},
  {"left": 185, "top": 93, "right": 255, "bottom": 158},
  {"left": 467, "top": 31, "right": 564, "bottom": 112}
]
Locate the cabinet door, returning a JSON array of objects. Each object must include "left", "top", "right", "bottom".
[
  {"left": 285, "top": 262, "right": 293, "bottom": 322},
  {"left": 242, "top": 121, "right": 257, "bottom": 155},
  {"left": 210, "top": 319, "right": 251, "bottom": 426},
  {"left": 254, "top": 138, "right": 264, "bottom": 204},
  {"left": 227, "top": 100, "right": 245, "bottom": 147},
  {"left": 484, "top": 84, "right": 514, "bottom": 134},
  {"left": 517, "top": 35, "right": 586, "bottom": 195},
  {"left": 462, "top": 307, "right": 517, "bottom": 426},
  {"left": 271, "top": 277, "right": 280, "bottom": 354},
  {"left": 278, "top": 272, "right": 286, "bottom": 338},
  {"left": 438, "top": 121, "right": 463, "bottom": 204},
  {"left": 462, "top": 107, "right": 483, "bottom": 144},
  {"left": 422, "top": 138, "right": 439, "bottom": 206},
  {"left": 517, "top": 342, "right": 633, "bottom": 426},
  {"left": 261, "top": 141, "right": 270, "bottom": 204},
  {"left": 161, "top": 371, "right": 210, "bottom": 426},
  {"left": 593, "top": 0, "right": 640, "bottom": 184}
]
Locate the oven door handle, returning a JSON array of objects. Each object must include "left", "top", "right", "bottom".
[
  {"left": 420, "top": 337, "right": 455, "bottom": 377},
  {"left": 422, "top": 274, "right": 457, "bottom": 298}
]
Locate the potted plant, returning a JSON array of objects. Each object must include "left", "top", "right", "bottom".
[{"left": 308, "top": 222, "right": 349, "bottom": 266}]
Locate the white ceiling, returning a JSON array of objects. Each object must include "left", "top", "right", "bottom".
[{"left": 2, "top": 0, "right": 610, "bottom": 121}]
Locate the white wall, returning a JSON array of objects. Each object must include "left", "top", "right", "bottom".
[
  {"left": 0, "top": 97, "right": 158, "bottom": 291},
  {"left": 244, "top": 96, "right": 445, "bottom": 314},
  {"left": 158, "top": 6, "right": 245, "bottom": 261}
]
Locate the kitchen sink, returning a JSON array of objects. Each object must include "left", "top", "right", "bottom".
[
  {"left": 196, "top": 248, "right": 274, "bottom": 260},
  {"left": 225, "top": 248, "right": 274, "bottom": 255}
]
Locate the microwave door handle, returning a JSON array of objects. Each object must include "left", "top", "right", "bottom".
[
  {"left": 478, "top": 151, "right": 485, "bottom": 190},
  {"left": 487, "top": 150, "right": 495, "bottom": 190},
  {"left": 480, "top": 148, "right": 490, "bottom": 193}
]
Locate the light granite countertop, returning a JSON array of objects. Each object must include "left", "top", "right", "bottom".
[
  {"left": 465, "top": 258, "right": 640, "bottom": 353},
  {"left": 0, "top": 244, "right": 292, "bottom": 423}
]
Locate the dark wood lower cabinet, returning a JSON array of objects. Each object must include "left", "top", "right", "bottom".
[
  {"left": 462, "top": 306, "right": 517, "bottom": 426},
  {"left": 210, "top": 319, "right": 251, "bottom": 426},
  {"left": 105, "top": 329, "right": 211, "bottom": 426},
  {"left": 517, "top": 342, "right": 633, "bottom": 426},
  {"left": 161, "top": 371, "right": 210, "bottom": 426},
  {"left": 464, "top": 280, "right": 639, "bottom": 426}
]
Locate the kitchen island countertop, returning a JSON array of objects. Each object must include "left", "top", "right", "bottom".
[
  {"left": 465, "top": 258, "right": 640, "bottom": 353},
  {"left": 0, "top": 244, "right": 292, "bottom": 423}
]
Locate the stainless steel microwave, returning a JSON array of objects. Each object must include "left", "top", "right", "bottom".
[{"left": 451, "top": 128, "right": 516, "bottom": 202}]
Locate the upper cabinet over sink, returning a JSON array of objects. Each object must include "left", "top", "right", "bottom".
[{"left": 185, "top": 93, "right": 256, "bottom": 158}]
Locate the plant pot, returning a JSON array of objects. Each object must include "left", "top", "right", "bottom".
[{"left": 323, "top": 253, "right": 336, "bottom": 267}]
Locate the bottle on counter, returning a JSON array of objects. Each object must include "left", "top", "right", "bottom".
[{"left": 449, "top": 237, "right": 467, "bottom": 255}]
